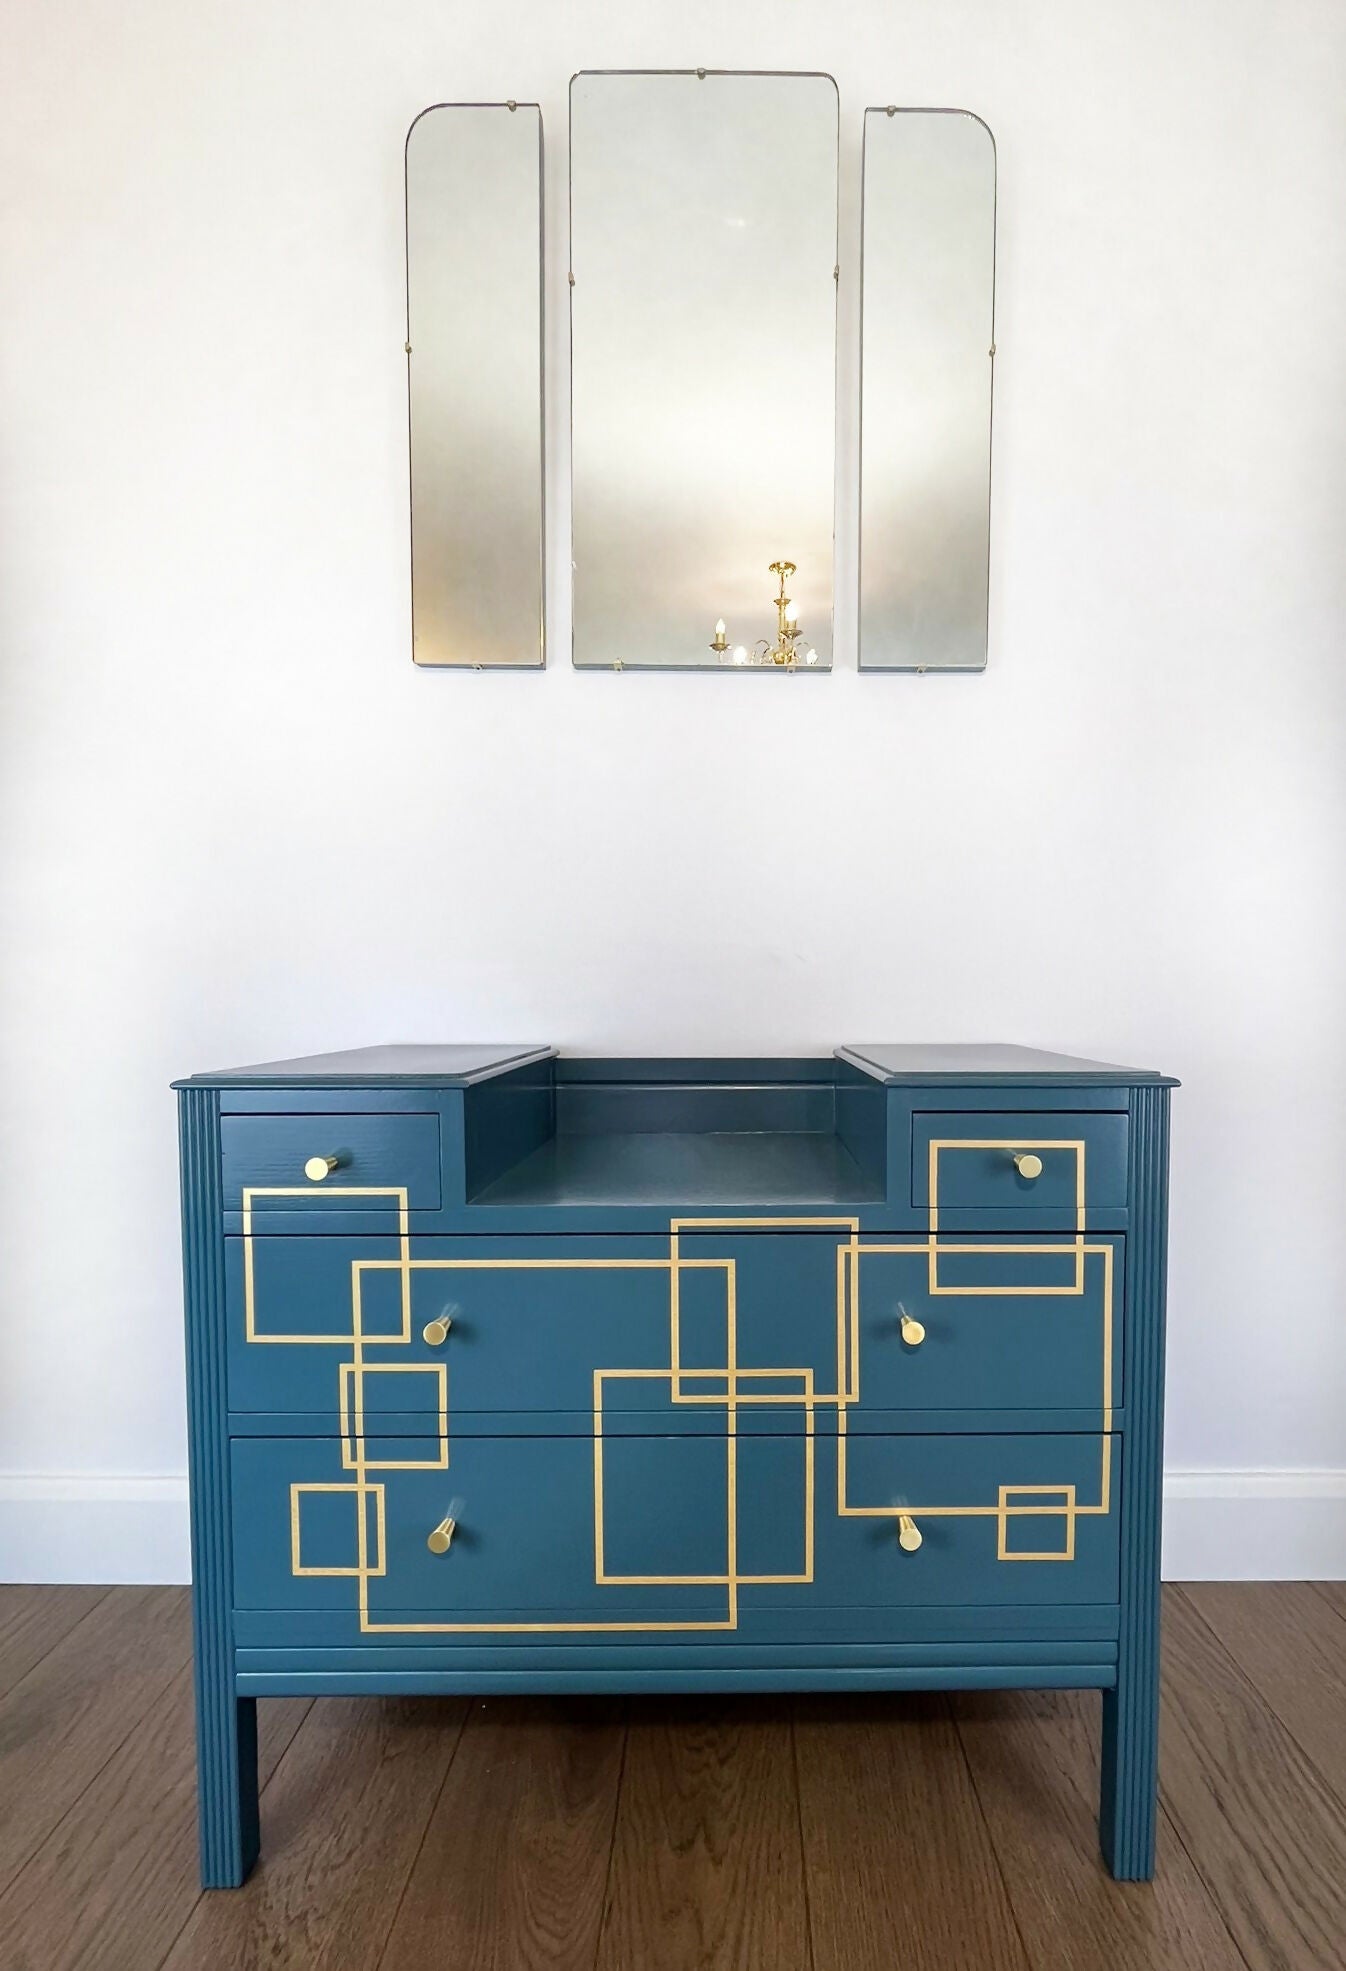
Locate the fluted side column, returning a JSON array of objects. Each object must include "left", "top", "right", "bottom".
[
  {"left": 180, "top": 1085, "right": 258, "bottom": 1886},
  {"left": 1100, "top": 1081, "right": 1170, "bottom": 1878}
]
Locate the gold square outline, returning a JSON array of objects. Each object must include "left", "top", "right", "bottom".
[
  {"left": 926, "top": 1141, "right": 1087, "bottom": 1295},
  {"left": 290, "top": 1481, "right": 386, "bottom": 1578},
  {"left": 241, "top": 1187, "right": 411, "bottom": 1344},
  {"left": 339, "top": 1361, "right": 449, "bottom": 1472},
  {"left": 996, "top": 1484, "right": 1077, "bottom": 1562}
]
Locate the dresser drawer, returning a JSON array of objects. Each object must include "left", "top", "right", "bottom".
[
  {"left": 228, "top": 1228, "right": 1124, "bottom": 1425},
  {"left": 231, "top": 1430, "right": 1119, "bottom": 1635},
  {"left": 912, "top": 1112, "right": 1128, "bottom": 1216},
  {"left": 220, "top": 1112, "right": 442, "bottom": 1213}
]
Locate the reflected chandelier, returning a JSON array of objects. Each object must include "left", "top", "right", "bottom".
[{"left": 710, "top": 561, "right": 819, "bottom": 669}]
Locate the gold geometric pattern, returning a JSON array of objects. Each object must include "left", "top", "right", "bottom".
[{"left": 245, "top": 1175, "right": 1115, "bottom": 1634}]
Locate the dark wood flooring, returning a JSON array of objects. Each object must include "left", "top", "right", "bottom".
[{"left": 0, "top": 1584, "right": 1343, "bottom": 1969}]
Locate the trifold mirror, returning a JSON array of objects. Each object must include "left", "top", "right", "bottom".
[
  {"left": 403, "top": 86, "right": 996, "bottom": 673},
  {"left": 570, "top": 71, "right": 839, "bottom": 670},
  {"left": 405, "top": 103, "right": 544, "bottom": 667},
  {"left": 859, "top": 108, "right": 996, "bottom": 671}
]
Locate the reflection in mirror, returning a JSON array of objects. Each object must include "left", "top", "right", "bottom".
[
  {"left": 406, "top": 103, "right": 544, "bottom": 667},
  {"left": 860, "top": 109, "right": 995, "bottom": 671},
  {"left": 570, "top": 71, "right": 838, "bottom": 670}
]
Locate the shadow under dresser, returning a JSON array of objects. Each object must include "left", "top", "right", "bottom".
[{"left": 175, "top": 1041, "right": 1176, "bottom": 1885}]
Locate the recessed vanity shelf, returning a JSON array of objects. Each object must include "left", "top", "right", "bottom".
[{"left": 177, "top": 1040, "right": 1174, "bottom": 1887}]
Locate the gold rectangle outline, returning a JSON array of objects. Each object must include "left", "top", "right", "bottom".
[
  {"left": 593, "top": 1366, "right": 816, "bottom": 1588},
  {"left": 848, "top": 1240, "right": 1115, "bottom": 1434},
  {"left": 836, "top": 1413, "right": 1112, "bottom": 1526},
  {"left": 593, "top": 1369, "right": 733, "bottom": 1588},
  {"left": 926, "top": 1140, "right": 1086, "bottom": 1295}
]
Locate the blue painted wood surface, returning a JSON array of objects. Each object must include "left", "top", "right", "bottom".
[
  {"left": 236, "top": 1665, "right": 1119, "bottom": 1697},
  {"left": 175, "top": 1042, "right": 555, "bottom": 1086},
  {"left": 220, "top": 1110, "right": 443, "bottom": 1209},
  {"left": 236, "top": 1639, "right": 1117, "bottom": 1672},
  {"left": 469, "top": 1129, "right": 885, "bottom": 1208},
  {"left": 224, "top": 1230, "right": 1122, "bottom": 1425},
  {"left": 179, "top": 1043, "right": 1174, "bottom": 1884},
  {"left": 233, "top": 1600, "right": 1123, "bottom": 1647},
  {"left": 179, "top": 1086, "right": 259, "bottom": 1888},
  {"left": 910, "top": 1110, "right": 1129, "bottom": 1212},
  {"left": 232, "top": 1429, "right": 1119, "bottom": 1632},
  {"left": 1100, "top": 1080, "right": 1170, "bottom": 1878}
]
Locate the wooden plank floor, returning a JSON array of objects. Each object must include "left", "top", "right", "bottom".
[{"left": 0, "top": 1586, "right": 1343, "bottom": 1969}]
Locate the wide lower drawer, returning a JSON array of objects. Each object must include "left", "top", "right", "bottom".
[
  {"left": 227, "top": 1230, "right": 1123, "bottom": 1422},
  {"left": 231, "top": 1431, "right": 1120, "bottom": 1638}
]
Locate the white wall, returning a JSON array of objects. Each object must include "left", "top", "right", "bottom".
[{"left": 2, "top": 0, "right": 1344, "bottom": 1582}]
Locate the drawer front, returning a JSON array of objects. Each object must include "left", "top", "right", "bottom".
[
  {"left": 231, "top": 1430, "right": 1119, "bottom": 1636},
  {"left": 220, "top": 1112, "right": 442, "bottom": 1213},
  {"left": 229, "top": 1230, "right": 857, "bottom": 1422},
  {"left": 853, "top": 1237, "right": 1123, "bottom": 1413},
  {"left": 228, "top": 1229, "right": 1122, "bottom": 1424},
  {"left": 912, "top": 1112, "right": 1128, "bottom": 1216}
]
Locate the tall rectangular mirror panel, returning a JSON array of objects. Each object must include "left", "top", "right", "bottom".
[
  {"left": 406, "top": 103, "right": 544, "bottom": 667},
  {"left": 860, "top": 109, "right": 995, "bottom": 671},
  {"left": 570, "top": 71, "right": 838, "bottom": 670}
]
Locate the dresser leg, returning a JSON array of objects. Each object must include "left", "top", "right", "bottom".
[
  {"left": 1100, "top": 1080, "right": 1169, "bottom": 1882},
  {"left": 196, "top": 1690, "right": 260, "bottom": 1888},
  {"left": 1099, "top": 1669, "right": 1159, "bottom": 1879}
]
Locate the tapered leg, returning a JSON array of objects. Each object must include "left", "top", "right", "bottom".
[
  {"left": 196, "top": 1685, "right": 259, "bottom": 1887},
  {"left": 1099, "top": 1662, "right": 1159, "bottom": 1878}
]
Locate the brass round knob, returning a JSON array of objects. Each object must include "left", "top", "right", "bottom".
[
  {"left": 304, "top": 1154, "right": 341, "bottom": 1183},
  {"left": 1012, "top": 1151, "right": 1044, "bottom": 1180},
  {"left": 898, "top": 1514, "right": 922, "bottom": 1553},
  {"left": 422, "top": 1314, "right": 453, "bottom": 1347},
  {"left": 427, "top": 1515, "right": 456, "bottom": 1555},
  {"left": 899, "top": 1309, "right": 926, "bottom": 1347}
]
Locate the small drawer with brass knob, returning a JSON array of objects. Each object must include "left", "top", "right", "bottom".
[
  {"left": 911, "top": 1111, "right": 1128, "bottom": 1217},
  {"left": 220, "top": 1111, "right": 443, "bottom": 1214}
]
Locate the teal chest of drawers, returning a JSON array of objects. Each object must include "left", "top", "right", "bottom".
[{"left": 176, "top": 1042, "right": 1175, "bottom": 1885}]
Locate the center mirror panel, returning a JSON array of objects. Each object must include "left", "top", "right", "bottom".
[{"left": 569, "top": 71, "right": 838, "bottom": 670}]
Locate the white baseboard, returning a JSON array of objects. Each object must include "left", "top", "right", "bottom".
[
  {"left": 1, "top": 1470, "right": 1344, "bottom": 1587},
  {"left": 1161, "top": 1469, "right": 1346, "bottom": 1581},
  {"left": 0, "top": 1475, "right": 191, "bottom": 1585}
]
